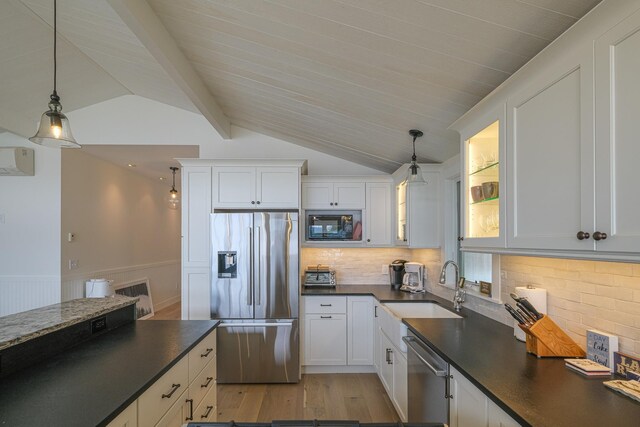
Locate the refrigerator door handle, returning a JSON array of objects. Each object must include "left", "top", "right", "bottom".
[
  {"left": 217, "top": 322, "right": 294, "bottom": 328},
  {"left": 256, "top": 226, "right": 261, "bottom": 306},
  {"left": 248, "top": 227, "right": 253, "bottom": 306}
]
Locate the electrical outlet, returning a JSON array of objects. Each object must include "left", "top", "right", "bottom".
[
  {"left": 501, "top": 270, "right": 507, "bottom": 280},
  {"left": 67, "top": 232, "right": 76, "bottom": 242},
  {"left": 381, "top": 264, "right": 388, "bottom": 275},
  {"left": 68, "top": 259, "right": 79, "bottom": 270}
]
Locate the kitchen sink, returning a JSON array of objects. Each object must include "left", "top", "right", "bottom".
[{"left": 382, "top": 302, "right": 461, "bottom": 319}]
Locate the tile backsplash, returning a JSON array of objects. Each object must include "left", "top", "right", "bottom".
[{"left": 302, "top": 247, "right": 640, "bottom": 358}]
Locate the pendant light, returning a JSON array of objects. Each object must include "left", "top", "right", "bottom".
[
  {"left": 168, "top": 167, "right": 180, "bottom": 210},
  {"left": 29, "top": 0, "right": 80, "bottom": 149},
  {"left": 407, "top": 129, "right": 426, "bottom": 184}
]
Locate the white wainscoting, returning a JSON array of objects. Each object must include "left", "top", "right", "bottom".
[
  {"left": 61, "top": 260, "right": 181, "bottom": 312},
  {"left": 0, "top": 276, "right": 61, "bottom": 317}
]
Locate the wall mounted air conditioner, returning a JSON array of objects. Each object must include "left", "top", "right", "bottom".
[{"left": 0, "top": 147, "right": 35, "bottom": 176}]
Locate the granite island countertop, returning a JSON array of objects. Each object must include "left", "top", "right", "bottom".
[
  {"left": 303, "top": 285, "right": 640, "bottom": 426},
  {"left": 0, "top": 320, "right": 219, "bottom": 427},
  {"left": 0, "top": 296, "right": 138, "bottom": 351}
]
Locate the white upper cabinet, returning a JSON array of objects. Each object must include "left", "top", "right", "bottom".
[
  {"left": 594, "top": 9, "right": 640, "bottom": 253},
  {"left": 393, "top": 168, "right": 440, "bottom": 248},
  {"left": 507, "top": 46, "right": 595, "bottom": 251},
  {"left": 365, "top": 182, "right": 392, "bottom": 246},
  {"left": 459, "top": 105, "right": 506, "bottom": 249},
  {"left": 213, "top": 166, "right": 300, "bottom": 209},
  {"left": 302, "top": 180, "right": 365, "bottom": 209}
]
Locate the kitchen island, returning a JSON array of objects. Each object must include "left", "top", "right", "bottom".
[
  {"left": 303, "top": 285, "right": 640, "bottom": 427},
  {"left": 0, "top": 310, "right": 218, "bottom": 426}
]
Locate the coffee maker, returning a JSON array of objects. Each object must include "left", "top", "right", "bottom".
[
  {"left": 389, "top": 260, "right": 407, "bottom": 290},
  {"left": 401, "top": 262, "right": 425, "bottom": 293}
]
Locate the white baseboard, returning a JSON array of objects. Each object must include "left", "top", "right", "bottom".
[{"left": 302, "top": 365, "right": 376, "bottom": 374}]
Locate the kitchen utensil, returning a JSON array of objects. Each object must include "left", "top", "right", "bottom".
[
  {"left": 510, "top": 293, "right": 543, "bottom": 320},
  {"left": 481, "top": 181, "right": 499, "bottom": 199},
  {"left": 514, "top": 287, "right": 547, "bottom": 341},
  {"left": 470, "top": 185, "right": 485, "bottom": 202},
  {"left": 505, "top": 303, "right": 527, "bottom": 325}
]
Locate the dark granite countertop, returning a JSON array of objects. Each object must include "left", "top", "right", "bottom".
[
  {"left": 303, "top": 285, "right": 640, "bottom": 427},
  {"left": 0, "top": 320, "right": 219, "bottom": 427}
]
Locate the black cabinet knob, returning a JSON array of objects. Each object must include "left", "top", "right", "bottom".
[
  {"left": 334, "top": 202, "right": 338, "bottom": 206},
  {"left": 256, "top": 201, "right": 261, "bottom": 205},
  {"left": 330, "top": 202, "right": 334, "bottom": 206},
  {"left": 367, "top": 239, "right": 371, "bottom": 242},
  {"left": 593, "top": 231, "right": 608, "bottom": 241},
  {"left": 457, "top": 236, "right": 464, "bottom": 241},
  {"left": 576, "top": 231, "right": 590, "bottom": 240},
  {"left": 251, "top": 201, "right": 255, "bottom": 205}
]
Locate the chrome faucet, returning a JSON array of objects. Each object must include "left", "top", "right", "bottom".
[{"left": 439, "top": 260, "right": 466, "bottom": 311}]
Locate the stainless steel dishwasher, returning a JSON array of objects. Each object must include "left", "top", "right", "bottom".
[{"left": 403, "top": 331, "right": 450, "bottom": 424}]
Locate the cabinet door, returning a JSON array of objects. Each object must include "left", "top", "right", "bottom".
[
  {"left": 365, "top": 183, "right": 392, "bottom": 246},
  {"left": 406, "top": 173, "right": 440, "bottom": 248},
  {"left": 595, "top": 9, "right": 640, "bottom": 253},
  {"left": 302, "top": 182, "right": 334, "bottom": 209},
  {"left": 488, "top": 399, "right": 521, "bottom": 427},
  {"left": 347, "top": 296, "right": 374, "bottom": 365},
  {"left": 256, "top": 167, "right": 299, "bottom": 208},
  {"left": 379, "top": 331, "right": 394, "bottom": 395},
  {"left": 395, "top": 181, "right": 408, "bottom": 245},
  {"left": 392, "top": 350, "right": 408, "bottom": 422},
  {"left": 449, "top": 366, "right": 488, "bottom": 427},
  {"left": 334, "top": 182, "right": 365, "bottom": 209},
  {"left": 182, "top": 166, "right": 211, "bottom": 268},
  {"left": 303, "top": 314, "right": 347, "bottom": 365},
  {"left": 182, "top": 268, "right": 210, "bottom": 320},
  {"left": 373, "top": 306, "right": 380, "bottom": 372},
  {"left": 507, "top": 47, "right": 595, "bottom": 251},
  {"left": 106, "top": 401, "right": 137, "bottom": 427},
  {"left": 212, "top": 166, "right": 256, "bottom": 208}
]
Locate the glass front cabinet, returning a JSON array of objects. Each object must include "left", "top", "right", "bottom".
[{"left": 460, "top": 106, "right": 506, "bottom": 248}]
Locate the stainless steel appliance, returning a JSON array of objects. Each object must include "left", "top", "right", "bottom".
[
  {"left": 305, "top": 210, "right": 362, "bottom": 241},
  {"left": 403, "top": 331, "right": 450, "bottom": 424},
  {"left": 211, "top": 211, "right": 299, "bottom": 384},
  {"left": 389, "top": 259, "right": 407, "bottom": 289},
  {"left": 304, "top": 265, "right": 336, "bottom": 288}
]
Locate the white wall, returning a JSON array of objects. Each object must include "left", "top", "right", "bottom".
[
  {"left": 61, "top": 150, "right": 180, "bottom": 310},
  {"left": 67, "top": 95, "right": 386, "bottom": 176},
  {"left": 0, "top": 132, "right": 61, "bottom": 316}
]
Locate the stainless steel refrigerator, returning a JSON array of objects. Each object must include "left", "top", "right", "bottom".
[{"left": 211, "top": 210, "right": 299, "bottom": 383}]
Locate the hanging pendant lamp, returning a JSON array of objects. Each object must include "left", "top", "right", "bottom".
[
  {"left": 407, "top": 129, "right": 426, "bottom": 184},
  {"left": 29, "top": 0, "right": 80, "bottom": 148},
  {"left": 168, "top": 167, "right": 180, "bottom": 210}
]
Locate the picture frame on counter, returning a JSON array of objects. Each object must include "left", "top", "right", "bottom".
[
  {"left": 587, "top": 329, "right": 618, "bottom": 371},
  {"left": 614, "top": 352, "right": 640, "bottom": 378},
  {"left": 114, "top": 278, "right": 154, "bottom": 320}
]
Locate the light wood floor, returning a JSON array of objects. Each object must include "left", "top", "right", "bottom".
[
  {"left": 216, "top": 374, "right": 400, "bottom": 422},
  {"left": 148, "top": 303, "right": 398, "bottom": 422}
]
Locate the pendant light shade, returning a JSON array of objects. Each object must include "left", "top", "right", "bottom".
[
  {"left": 407, "top": 129, "right": 426, "bottom": 184},
  {"left": 168, "top": 167, "right": 180, "bottom": 210},
  {"left": 29, "top": 0, "right": 80, "bottom": 149}
]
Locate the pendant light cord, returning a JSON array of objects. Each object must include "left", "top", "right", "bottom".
[
  {"left": 52, "top": 0, "right": 58, "bottom": 98},
  {"left": 412, "top": 136, "right": 417, "bottom": 161}
]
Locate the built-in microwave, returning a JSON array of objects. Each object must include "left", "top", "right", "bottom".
[{"left": 305, "top": 210, "right": 362, "bottom": 241}]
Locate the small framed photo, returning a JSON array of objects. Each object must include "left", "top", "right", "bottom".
[
  {"left": 114, "top": 278, "right": 154, "bottom": 320},
  {"left": 479, "top": 281, "right": 492, "bottom": 297}
]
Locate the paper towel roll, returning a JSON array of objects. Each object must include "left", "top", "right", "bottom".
[{"left": 514, "top": 286, "right": 547, "bottom": 342}]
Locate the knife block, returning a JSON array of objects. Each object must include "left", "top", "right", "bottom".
[{"left": 518, "top": 315, "right": 585, "bottom": 358}]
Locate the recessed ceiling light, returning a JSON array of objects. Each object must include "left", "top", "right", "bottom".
[
  {"left": 159, "top": 177, "right": 165, "bottom": 181},
  {"left": 127, "top": 163, "right": 136, "bottom": 168}
]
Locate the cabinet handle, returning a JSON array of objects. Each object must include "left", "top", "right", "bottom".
[
  {"left": 257, "top": 201, "right": 261, "bottom": 205},
  {"left": 367, "top": 239, "right": 371, "bottom": 242},
  {"left": 201, "top": 377, "right": 214, "bottom": 388},
  {"left": 320, "top": 315, "right": 332, "bottom": 319},
  {"left": 201, "top": 405, "right": 214, "bottom": 419},
  {"left": 330, "top": 202, "right": 334, "bottom": 206},
  {"left": 445, "top": 374, "right": 453, "bottom": 399},
  {"left": 251, "top": 201, "right": 255, "bottom": 205},
  {"left": 162, "top": 383, "right": 181, "bottom": 399},
  {"left": 334, "top": 202, "right": 338, "bottom": 206},
  {"left": 386, "top": 348, "right": 393, "bottom": 364},
  {"left": 201, "top": 348, "right": 213, "bottom": 358},
  {"left": 185, "top": 398, "right": 194, "bottom": 421},
  {"left": 576, "top": 231, "right": 590, "bottom": 240},
  {"left": 593, "top": 231, "right": 608, "bottom": 241},
  {"left": 457, "top": 236, "right": 464, "bottom": 241},
  {"left": 320, "top": 304, "right": 332, "bottom": 307},
  {"left": 374, "top": 306, "right": 377, "bottom": 317}
]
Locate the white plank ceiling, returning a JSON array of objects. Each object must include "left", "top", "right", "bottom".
[{"left": 5, "top": 0, "right": 602, "bottom": 172}]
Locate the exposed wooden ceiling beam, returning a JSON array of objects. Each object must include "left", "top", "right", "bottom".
[{"left": 108, "top": 0, "right": 231, "bottom": 139}]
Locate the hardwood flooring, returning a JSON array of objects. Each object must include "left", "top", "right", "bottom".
[
  {"left": 147, "top": 303, "right": 398, "bottom": 422},
  {"left": 216, "top": 374, "right": 400, "bottom": 422}
]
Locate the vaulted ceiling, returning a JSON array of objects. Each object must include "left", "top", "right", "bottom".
[{"left": 2, "top": 0, "right": 601, "bottom": 172}]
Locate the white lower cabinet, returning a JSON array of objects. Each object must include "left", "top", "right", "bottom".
[
  {"left": 347, "top": 296, "right": 374, "bottom": 365},
  {"left": 376, "top": 328, "right": 407, "bottom": 422},
  {"left": 109, "top": 329, "right": 217, "bottom": 427},
  {"left": 304, "top": 314, "right": 348, "bottom": 365},
  {"left": 449, "top": 366, "right": 520, "bottom": 427}
]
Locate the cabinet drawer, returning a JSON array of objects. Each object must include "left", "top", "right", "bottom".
[
  {"left": 193, "top": 380, "right": 217, "bottom": 422},
  {"left": 304, "top": 296, "right": 346, "bottom": 314},
  {"left": 138, "top": 357, "right": 188, "bottom": 427},
  {"left": 189, "top": 330, "right": 216, "bottom": 382},
  {"left": 190, "top": 355, "right": 216, "bottom": 409}
]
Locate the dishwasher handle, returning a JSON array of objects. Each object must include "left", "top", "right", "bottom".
[{"left": 403, "top": 336, "right": 448, "bottom": 377}]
